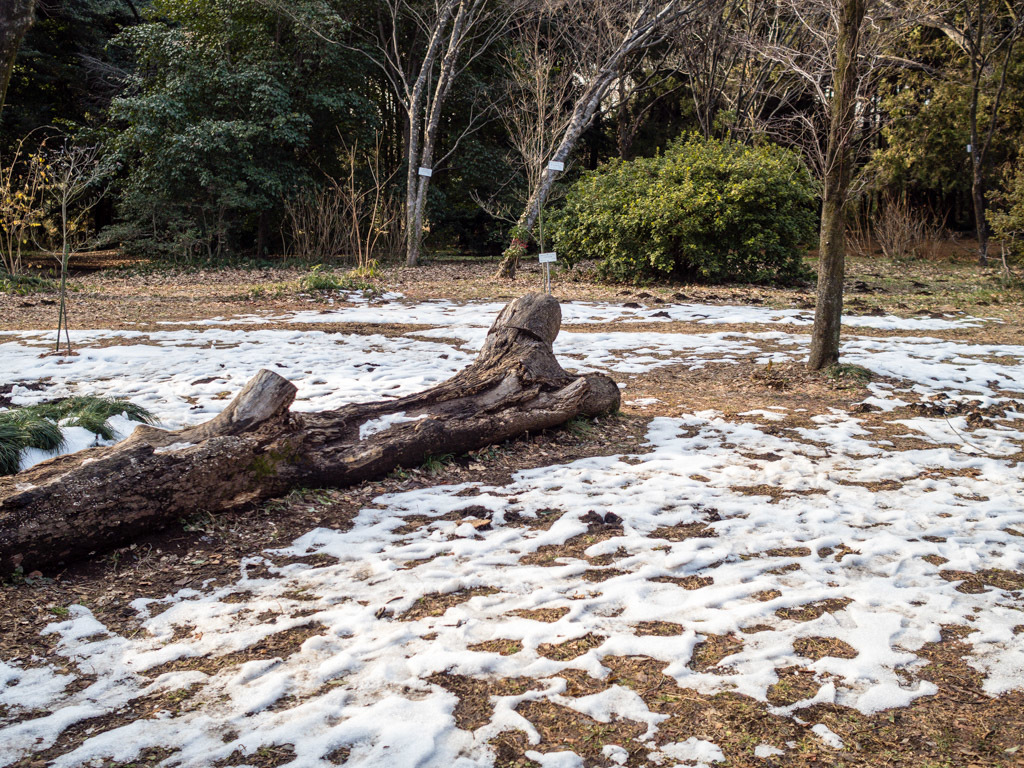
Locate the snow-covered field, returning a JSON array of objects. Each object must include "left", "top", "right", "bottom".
[{"left": 1, "top": 298, "right": 1023, "bottom": 767}]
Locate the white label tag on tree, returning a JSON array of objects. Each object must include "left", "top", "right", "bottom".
[
  {"left": 418, "top": 167, "right": 433, "bottom": 177},
  {"left": 539, "top": 252, "right": 557, "bottom": 263},
  {"left": 547, "top": 160, "right": 564, "bottom": 172}
]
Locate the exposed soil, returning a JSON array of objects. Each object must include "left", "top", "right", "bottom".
[{"left": 2, "top": 246, "right": 1023, "bottom": 767}]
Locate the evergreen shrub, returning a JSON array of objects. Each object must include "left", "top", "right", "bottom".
[{"left": 552, "top": 135, "right": 817, "bottom": 284}]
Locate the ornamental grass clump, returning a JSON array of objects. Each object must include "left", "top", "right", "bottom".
[
  {"left": 552, "top": 135, "right": 817, "bottom": 285},
  {"left": 0, "top": 396, "right": 155, "bottom": 475}
]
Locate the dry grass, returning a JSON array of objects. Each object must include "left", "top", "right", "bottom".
[
  {"left": 399, "top": 587, "right": 500, "bottom": 621},
  {"left": 775, "top": 598, "right": 854, "bottom": 623},
  {"left": 939, "top": 569, "right": 1024, "bottom": 594},
  {"left": 427, "top": 673, "right": 541, "bottom": 731},
  {"left": 520, "top": 530, "right": 620, "bottom": 566},
  {"left": 635, "top": 621, "right": 685, "bottom": 636},
  {"left": 143, "top": 623, "right": 324, "bottom": 679},
  {"left": 650, "top": 574, "right": 715, "bottom": 590},
  {"left": 510, "top": 607, "right": 570, "bottom": 623},
  {"left": 536, "top": 633, "right": 606, "bottom": 661},
  {"left": 468, "top": 638, "right": 524, "bottom": 656},
  {"left": 688, "top": 633, "right": 744, "bottom": 672},
  {"left": 793, "top": 636, "right": 858, "bottom": 661}
]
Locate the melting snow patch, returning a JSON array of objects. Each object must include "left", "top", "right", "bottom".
[
  {"left": 2, "top": 298, "right": 1024, "bottom": 766},
  {"left": 358, "top": 411, "right": 428, "bottom": 440},
  {"left": 812, "top": 724, "right": 844, "bottom": 749},
  {"left": 525, "top": 750, "right": 585, "bottom": 768},
  {"left": 602, "top": 744, "right": 630, "bottom": 765},
  {"left": 653, "top": 737, "right": 725, "bottom": 766},
  {"left": 0, "top": 662, "right": 73, "bottom": 713}
]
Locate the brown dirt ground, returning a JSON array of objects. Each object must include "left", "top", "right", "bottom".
[
  {"left": 2, "top": 247, "right": 1021, "bottom": 342},
  {"left": 2, "top": 246, "right": 1024, "bottom": 767}
]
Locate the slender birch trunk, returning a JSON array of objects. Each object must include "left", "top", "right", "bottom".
[
  {"left": 403, "top": 0, "right": 459, "bottom": 267},
  {"left": 408, "top": 0, "right": 471, "bottom": 267}
]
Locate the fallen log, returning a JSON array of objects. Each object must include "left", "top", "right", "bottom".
[{"left": 0, "top": 293, "right": 620, "bottom": 572}]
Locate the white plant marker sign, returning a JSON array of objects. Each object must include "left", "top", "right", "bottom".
[
  {"left": 547, "top": 160, "right": 565, "bottom": 172},
  {"left": 418, "top": 167, "right": 433, "bottom": 177},
  {"left": 540, "top": 252, "right": 557, "bottom": 293}
]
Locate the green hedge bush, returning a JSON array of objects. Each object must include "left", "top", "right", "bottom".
[
  {"left": 551, "top": 135, "right": 817, "bottom": 284},
  {"left": 990, "top": 157, "right": 1024, "bottom": 267}
]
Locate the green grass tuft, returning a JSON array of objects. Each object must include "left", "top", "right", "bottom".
[
  {"left": 0, "top": 395, "right": 156, "bottom": 475},
  {"left": 296, "top": 263, "right": 381, "bottom": 296},
  {"left": 0, "top": 423, "right": 24, "bottom": 475},
  {"left": 825, "top": 363, "right": 873, "bottom": 386},
  {"left": 0, "top": 271, "right": 58, "bottom": 295},
  {"left": 8, "top": 409, "right": 65, "bottom": 451},
  {"left": 565, "top": 416, "right": 595, "bottom": 438},
  {"left": 298, "top": 264, "right": 347, "bottom": 293},
  {"left": 421, "top": 452, "right": 454, "bottom": 475}
]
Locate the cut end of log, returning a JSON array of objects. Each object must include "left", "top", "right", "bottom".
[
  {"left": 210, "top": 369, "right": 297, "bottom": 435},
  {"left": 490, "top": 292, "right": 561, "bottom": 344},
  {"left": 579, "top": 374, "right": 622, "bottom": 416}
]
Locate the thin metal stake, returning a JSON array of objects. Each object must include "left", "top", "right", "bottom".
[{"left": 538, "top": 197, "right": 546, "bottom": 293}]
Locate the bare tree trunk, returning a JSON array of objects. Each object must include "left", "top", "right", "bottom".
[
  {"left": 969, "top": 4, "right": 989, "bottom": 266},
  {"left": 495, "top": 74, "right": 614, "bottom": 278},
  {"left": 0, "top": 0, "right": 35, "bottom": 115},
  {"left": 408, "top": 0, "right": 474, "bottom": 267},
  {"left": 403, "top": 0, "right": 459, "bottom": 267},
  {"left": 0, "top": 294, "right": 620, "bottom": 572},
  {"left": 970, "top": 142, "right": 988, "bottom": 266},
  {"left": 616, "top": 70, "right": 632, "bottom": 158},
  {"left": 808, "top": 0, "right": 867, "bottom": 371},
  {"left": 965, "top": 0, "right": 1021, "bottom": 267},
  {"left": 495, "top": 0, "right": 701, "bottom": 279}
]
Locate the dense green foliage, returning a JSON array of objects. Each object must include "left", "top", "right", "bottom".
[
  {"left": 552, "top": 136, "right": 816, "bottom": 284},
  {"left": 0, "top": 396, "right": 155, "bottom": 475},
  {"left": 1, "top": 0, "right": 1022, "bottom": 275},
  {"left": 990, "top": 158, "right": 1024, "bottom": 262},
  {"left": 107, "top": 0, "right": 371, "bottom": 259}
]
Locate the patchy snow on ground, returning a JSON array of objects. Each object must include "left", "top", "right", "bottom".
[
  {"left": 1, "top": 298, "right": 1023, "bottom": 767},
  {"left": 2, "top": 300, "right": 1020, "bottom": 473},
  {"left": 161, "top": 296, "right": 991, "bottom": 332}
]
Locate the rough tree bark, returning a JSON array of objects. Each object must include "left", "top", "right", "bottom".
[
  {"left": 0, "top": 294, "right": 620, "bottom": 572},
  {"left": 0, "top": 0, "right": 36, "bottom": 115},
  {"left": 965, "top": 1, "right": 1021, "bottom": 267},
  {"left": 807, "top": 0, "right": 867, "bottom": 371}
]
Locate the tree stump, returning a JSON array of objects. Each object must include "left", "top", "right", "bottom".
[{"left": 0, "top": 293, "right": 620, "bottom": 572}]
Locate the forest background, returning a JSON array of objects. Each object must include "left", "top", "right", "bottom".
[{"left": 0, "top": 0, "right": 1022, "bottom": 298}]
